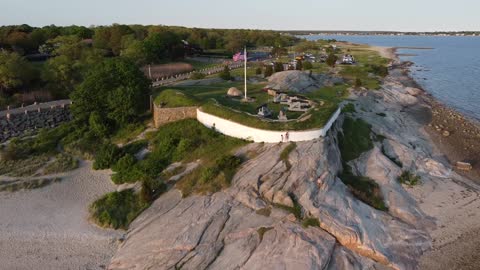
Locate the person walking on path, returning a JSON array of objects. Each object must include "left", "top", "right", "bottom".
[{"left": 285, "top": 131, "right": 290, "bottom": 142}]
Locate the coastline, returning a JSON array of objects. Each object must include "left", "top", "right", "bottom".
[
  {"left": 371, "top": 45, "right": 480, "bottom": 270},
  {"left": 378, "top": 46, "right": 480, "bottom": 182}
]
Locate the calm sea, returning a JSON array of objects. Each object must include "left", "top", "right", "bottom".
[{"left": 305, "top": 35, "right": 480, "bottom": 121}]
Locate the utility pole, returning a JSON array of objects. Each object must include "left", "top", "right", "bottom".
[{"left": 244, "top": 47, "right": 247, "bottom": 100}]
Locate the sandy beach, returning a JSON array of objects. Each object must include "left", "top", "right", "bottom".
[
  {"left": 0, "top": 161, "right": 121, "bottom": 270},
  {"left": 372, "top": 45, "right": 480, "bottom": 270}
]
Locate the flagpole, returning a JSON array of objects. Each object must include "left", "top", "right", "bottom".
[{"left": 244, "top": 47, "right": 247, "bottom": 100}]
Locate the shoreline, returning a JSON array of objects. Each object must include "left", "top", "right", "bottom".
[
  {"left": 382, "top": 46, "right": 480, "bottom": 182},
  {"left": 371, "top": 45, "right": 480, "bottom": 269}
]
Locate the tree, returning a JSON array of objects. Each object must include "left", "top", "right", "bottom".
[
  {"left": 264, "top": 65, "right": 273, "bottom": 77},
  {"left": 296, "top": 60, "right": 303, "bottom": 70},
  {"left": 143, "top": 31, "right": 183, "bottom": 63},
  {"left": 271, "top": 47, "right": 287, "bottom": 58},
  {"left": 0, "top": 51, "right": 35, "bottom": 93},
  {"left": 71, "top": 58, "right": 150, "bottom": 129},
  {"left": 326, "top": 53, "right": 338, "bottom": 68},
  {"left": 274, "top": 62, "right": 284, "bottom": 72},
  {"left": 89, "top": 111, "right": 109, "bottom": 137},
  {"left": 219, "top": 66, "right": 232, "bottom": 81}
]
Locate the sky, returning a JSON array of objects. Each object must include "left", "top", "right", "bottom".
[{"left": 1, "top": 0, "right": 479, "bottom": 32}]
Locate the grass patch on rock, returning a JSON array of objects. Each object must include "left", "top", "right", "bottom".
[
  {"left": 257, "top": 227, "right": 273, "bottom": 241},
  {"left": 177, "top": 154, "right": 242, "bottom": 197},
  {"left": 339, "top": 117, "right": 373, "bottom": 162},
  {"left": 340, "top": 173, "right": 388, "bottom": 211},
  {"left": 279, "top": 142, "right": 297, "bottom": 171},
  {"left": 397, "top": 171, "right": 420, "bottom": 186},
  {"left": 302, "top": 217, "right": 320, "bottom": 228}
]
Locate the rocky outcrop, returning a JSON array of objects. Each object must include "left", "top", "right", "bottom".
[
  {"left": 109, "top": 120, "right": 433, "bottom": 270},
  {"left": 267, "top": 70, "right": 321, "bottom": 93}
]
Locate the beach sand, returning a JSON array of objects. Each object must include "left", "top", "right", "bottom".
[
  {"left": 0, "top": 161, "right": 121, "bottom": 270},
  {"left": 370, "top": 45, "right": 480, "bottom": 270}
]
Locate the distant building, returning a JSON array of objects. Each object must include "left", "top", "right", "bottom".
[{"left": 342, "top": 54, "right": 355, "bottom": 65}]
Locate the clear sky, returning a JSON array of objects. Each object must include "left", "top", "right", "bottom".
[{"left": 1, "top": 0, "right": 479, "bottom": 31}]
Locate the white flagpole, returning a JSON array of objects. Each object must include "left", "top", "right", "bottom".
[{"left": 244, "top": 47, "right": 247, "bottom": 100}]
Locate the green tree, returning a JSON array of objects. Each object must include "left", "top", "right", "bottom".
[
  {"left": 274, "top": 62, "right": 284, "bottom": 72},
  {"left": 219, "top": 66, "right": 232, "bottom": 81},
  {"left": 143, "top": 31, "right": 183, "bottom": 63},
  {"left": 71, "top": 58, "right": 150, "bottom": 129},
  {"left": 89, "top": 112, "right": 109, "bottom": 137},
  {"left": 0, "top": 51, "right": 35, "bottom": 93}
]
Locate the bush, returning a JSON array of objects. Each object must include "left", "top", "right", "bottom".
[
  {"left": 397, "top": 171, "right": 420, "bottom": 186},
  {"left": 354, "top": 78, "right": 362, "bottom": 88},
  {"left": 340, "top": 173, "right": 388, "bottom": 211},
  {"left": 255, "top": 67, "right": 262, "bottom": 75},
  {"left": 89, "top": 112, "right": 109, "bottom": 137},
  {"left": 89, "top": 189, "right": 148, "bottom": 229},
  {"left": 303, "top": 61, "right": 313, "bottom": 70},
  {"left": 190, "top": 72, "right": 205, "bottom": 80},
  {"left": 342, "top": 103, "right": 356, "bottom": 113},
  {"left": 369, "top": 64, "right": 389, "bottom": 77},
  {"left": 264, "top": 65, "right": 273, "bottom": 77},
  {"left": 326, "top": 53, "right": 338, "bottom": 67},
  {"left": 219, "top": 66, "right": 232, "bottom": 81},
  {"left": 93, "top": 143, "right": 123, "bottom": 170}
]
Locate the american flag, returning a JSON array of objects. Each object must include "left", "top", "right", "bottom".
[{"left": 233, "top": 51, "right": 246, "bottom": 62}]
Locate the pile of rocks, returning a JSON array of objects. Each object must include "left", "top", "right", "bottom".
[{"left": 0, "top": 107, "right": 72, "bottom": 143}]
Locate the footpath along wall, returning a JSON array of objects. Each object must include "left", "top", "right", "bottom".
[{"left": 196, "top": 107, "right": 342, "bottom": 143}]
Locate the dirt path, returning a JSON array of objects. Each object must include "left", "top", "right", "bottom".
[{"left": 0, "top": 160, "right": 121, "bottom": 270}]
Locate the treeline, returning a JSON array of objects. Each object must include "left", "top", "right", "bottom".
[{"left": 0, "top": 24, "right": 298, "bottom": 106}]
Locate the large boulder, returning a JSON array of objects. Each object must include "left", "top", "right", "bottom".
[
  {"left": 227, "top": 87, "right": 242, "bottom": 97},
  {"left": 267, "top": 70, "right": 320, "bottom": 93}
]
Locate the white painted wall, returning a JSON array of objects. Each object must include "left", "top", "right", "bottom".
[{"left": 196, "top": 107, "right": 341, "bottom": 143}]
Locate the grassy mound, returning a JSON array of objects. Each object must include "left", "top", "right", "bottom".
[
  {"left": 154, "top": 89, "right": 199, "bottom": 108},
  {"left": 89, "top": 189, "right": 148, "bottom": 230},
  {"left": 339, "top": 117, "right": 373, "bottom": 162}
]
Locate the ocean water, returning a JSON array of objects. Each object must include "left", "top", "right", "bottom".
[{"left": 305, "top": 35, "right": 480, "bottom": 121}]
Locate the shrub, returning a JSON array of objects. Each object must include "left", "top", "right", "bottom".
[
  {"left": 273, "top": 62, "right": 284, "bottom": 72},
  {"left": 89, "top": 112, "right": 109, "bottom": 137},
  {"left": 326, "top": 53, "right": 338, "bottom": 67},
  {"left": 376, "top": 112, "right": 386, "bottom": 117},
  {"left": 255, "top": 67, "right": 262, "bottom": 75},
  {"left": 219, "top": 66, "right": 232, "bottom": 81},
  {"left": 397, "top": 171, "right": 420, "bottom": 186},
  {"left": 264, "top": 65, "right": 273, "bottom": 77},
  {"left": 89, "top": 189, "right": 148, "bottom": 230},
  {"left": 93, "top": 143, "right": 123, "bottom": 170},
  {"left": 340, "top": 173, "right": 388, "bottom": 211},
  {"left": 190, "top": 72, "right": 205, "bottom": 80},
  {"left": 369, "top": 64, "right": 389, "bottom": 77},
  {"left": 342, "top": 103, "right": 356, "bottom": 113}
]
